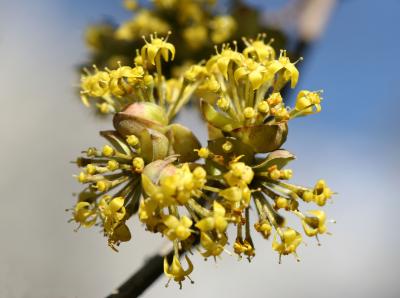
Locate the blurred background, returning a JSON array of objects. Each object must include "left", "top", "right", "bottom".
[{"left": 0, "top": 0, "right": 399, "bottom": 297}]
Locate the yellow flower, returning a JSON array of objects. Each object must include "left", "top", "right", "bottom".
[
  {"left": 254, "top": 219, "right": 272, "bottom": 239},
  {"left": 219, "top": 186, "right": 251, "bottom": 209},
  {"left": 234, "top": 58, "right": 268, "bottom": 90},
  {"left": 295, "top": 90, "right": 322, "bottom": 115},
  {"left": 164, "top": 255, "right": 194, "bottom": 288},
  {"left": 138, "top": 198, "right": 158, "bottom": 226},
  {"left": 115, "top": 11, "right": 170, "bottom": 41},
  {"left": 195, "top": 147, "right": 210, "bottom": 159},
  {"left": 206, "top": 46, "right": 244, "bottom": 79},
  {"left": 243, "top": 36, "right": 276, "bottom": 62},
  {"left": 126, "top": 135, "right": 139, "bottom": 147},
  {"left": 141, "top": 33, "right": 175, "bottom": 65},
  {"left": 313, "top": 179, "right": 333, "bottom": 206},
  {"left": 158, "top": 164, "right": 205, "bottom": 205},
  {"left": 199, "top": 232, "right": 228, "bottom": 258},
  {"left": 102, "top": 144, "right": 114, "bottom": 157},
  {"left": 302, "top": 210, "right": 327, "bottom": 237},
  {"left": 99, "top": 196, "right": 127, "bottom": 232},
  {"left": 224, "top": 161, "right": 254, "bottom": 187},
  {"left": 196, "top": 201, "right": 228, "bottom": 233},
  {"left": 162, "top": 215, "right": 193, "bottom": 241},
  {"left": 80, "top": 68, "right": 110, "bottom": 104},
  {"left": 73, "top": 202, "right": 97, "bottom": 227},
  {"left": 183, "top": 25, "right": 208, "bottom": 50},
  {"left": 184, "top": 65, "right": 208, "bottom": 82},
  {"left": 141, "top": 174, "right": 176, "bottom": 207},
  {"left": 257, "top": 100, "right": 270, "bottom": 114},
  {"left": 97, "top": 196, "right": 131, "bottom": 248},
  {"left": 132, "top": 157, "right": 145, "bottom": 173},
  {"left": 233, "top": 237, "right": 255, "bottom": 258},
  {"left": 209, "top": 15, "right": 237, "bottom": 44},
  {"left": 267, "top": 50, "right": 300, "bottom": 88},
  {"left": 108, "top": 66, "right": 144, "bottom": 97},
  {"left": 272, "top": 228, "right": 302, "bottom": 257}
]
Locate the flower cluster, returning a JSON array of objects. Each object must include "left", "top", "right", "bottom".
[
  {"left": 84, "top": 0, "right": 241, "bottom": 72},
  {"left": 81, "top": 0, "right": 291, "bottom": 81},
  {"left": 70, "top": 34, "right": 335, "bottom": 288}
]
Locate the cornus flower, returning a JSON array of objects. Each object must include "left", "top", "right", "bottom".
[
  {"left": 164, "top": 255, "right": 194, "bottom": 289},
  {"left": 141, "top": 32, "right": 175, "bottom": 65},
  {"left": 83, "top": 0, "right": 240, "bottom": 74},
  {"left": 79, "top": 33, "right": 201, "bottom": 118},
  {"left": 70, "top": 35, "right": 336, "bottom": 288}
]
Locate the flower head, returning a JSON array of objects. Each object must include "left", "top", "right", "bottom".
[
  {"left": 163, "top": 215, "right": 193, "bottom": 241},
  {"left": 272, "top": 228, "right": 302, "bottom": 260},
  {"left": 72, "top": 36, "right": 335, "bottom": 287},
  {"left": 141, "top": 32, "right": 175, "bottom": 65},
  {"left": 195, "top": 201, "right": 228, "bottom": 233},
  {"left": 164, "top": 255, "right": 194, "bottom": 288}
]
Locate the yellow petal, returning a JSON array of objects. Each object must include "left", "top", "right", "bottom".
[
  {"left": 109, "top": 197, "right": 125, "bottom": 212},
  {"left": 181, "top": 216, "right": 193, "bottom": 228},
  {"left": 196, "top": 217, "right": 215, "bottom": 232},
  {"left": 213, "top": 201, "right": 225, "bottom": 217},
  {"left": 163, "top": 215, "right": 179, "bottom": 229}
]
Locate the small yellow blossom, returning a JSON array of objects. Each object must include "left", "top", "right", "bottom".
[
  {"left": 267, "top": 92, "right": 283, "bottom": 106},
  {"left": 81, "top": 69, "right": 110, "bottom": 98},
  {"left": 164, "top": 255, "right": 194, "bottom": 288},
  {"left": 196, "top": 201, "right": 227, "bottom": 233},
  {"left": 138, "top": 198, "right": 160, "bottom": 231},
  {"left": 73, "top": 202, "right": 97, "bottom": 227},
  {"left": 272, "top": 228, "right": 302, "bottom": 257},
  {"left": 196, "top": 147, "right": 210, "bottom": 159},
  {"left": 199, "top": 232, "right": 228, "bottom": 258},
  {"left": 313, "top": 179, "right": 333, "bottom": 206},
  {"left": 234, "top": 58, "right": 268, "bottom": 90},
  {"left": 102, "top": 144, "right": 115, "bottom": 157},
  {"left": 209, "top": 15, "right": 237, "bottom": 44},
  {"left": 243, "top": 36, "right": 275, "bottom": 62},
  {"left": 295, "top": 90, "right": 322, "bottom": 115},
  {"left": 141, "top": 33, "right": 175, "bottom": 65},
  {"left": 254, "top": 219, "right": 272, "bottom": 239},
  {"left": 267, "top": 50, "right": 300, "bottom": 88},
  {"left": 183, "top": 25, "right": 208, "bottom": 50},
  {"left": 224, "top": 161, "right": 254, "bottom": 187},
  {"left": 302, "top": 210, "right": 327, "bottom": 237},
  {"left": 132, "top": 157, "right": 145, "bottom": 173},
  {"left": 126, "top": 135, "right": 139, "bottom": 147},
  {"left": 163, "top": 215, "right": 193, "bottom": 241},
  {"left": 99, "top": 196, "right": 127, "bottom": 226},
  {"left": 216, "top": 97, "right": 230, "bottom": 111},
  {"left": 257, "top": 101, "right": 270, "bottom": 114},
  {"left": 243, "top": 107, "right": 256, "bottom": 119},
  {"left": 108, "top": 66, "right": 144, "bottom": 97},
  {"left": 206, "top": 46, "right": 244, "bottom": 79}
]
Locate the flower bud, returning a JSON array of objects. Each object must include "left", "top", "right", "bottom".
[{"left": 113, "top": 102, "right": 168, "bottom": 136}]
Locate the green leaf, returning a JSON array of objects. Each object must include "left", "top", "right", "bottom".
[
  {"left": 253, "top": 149, "right": 295, "bottom": 171},
  {"left": 167, "top": 123, "right": 201, "bottom": 162},
  {"left": 100, "top": 130, "right": 131, "bottom": 155},
  {"left": 200, "top": 99, "right": 240, "bottom": 132},
  {"left": 231, "top": 123, "right": 288, "bottom": 153},
  {"left": 112, "top": 223, "right": 131, "bottom": 242},
  {"left": 207, "top": 137, "right": 255, "bottom": 165}
]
